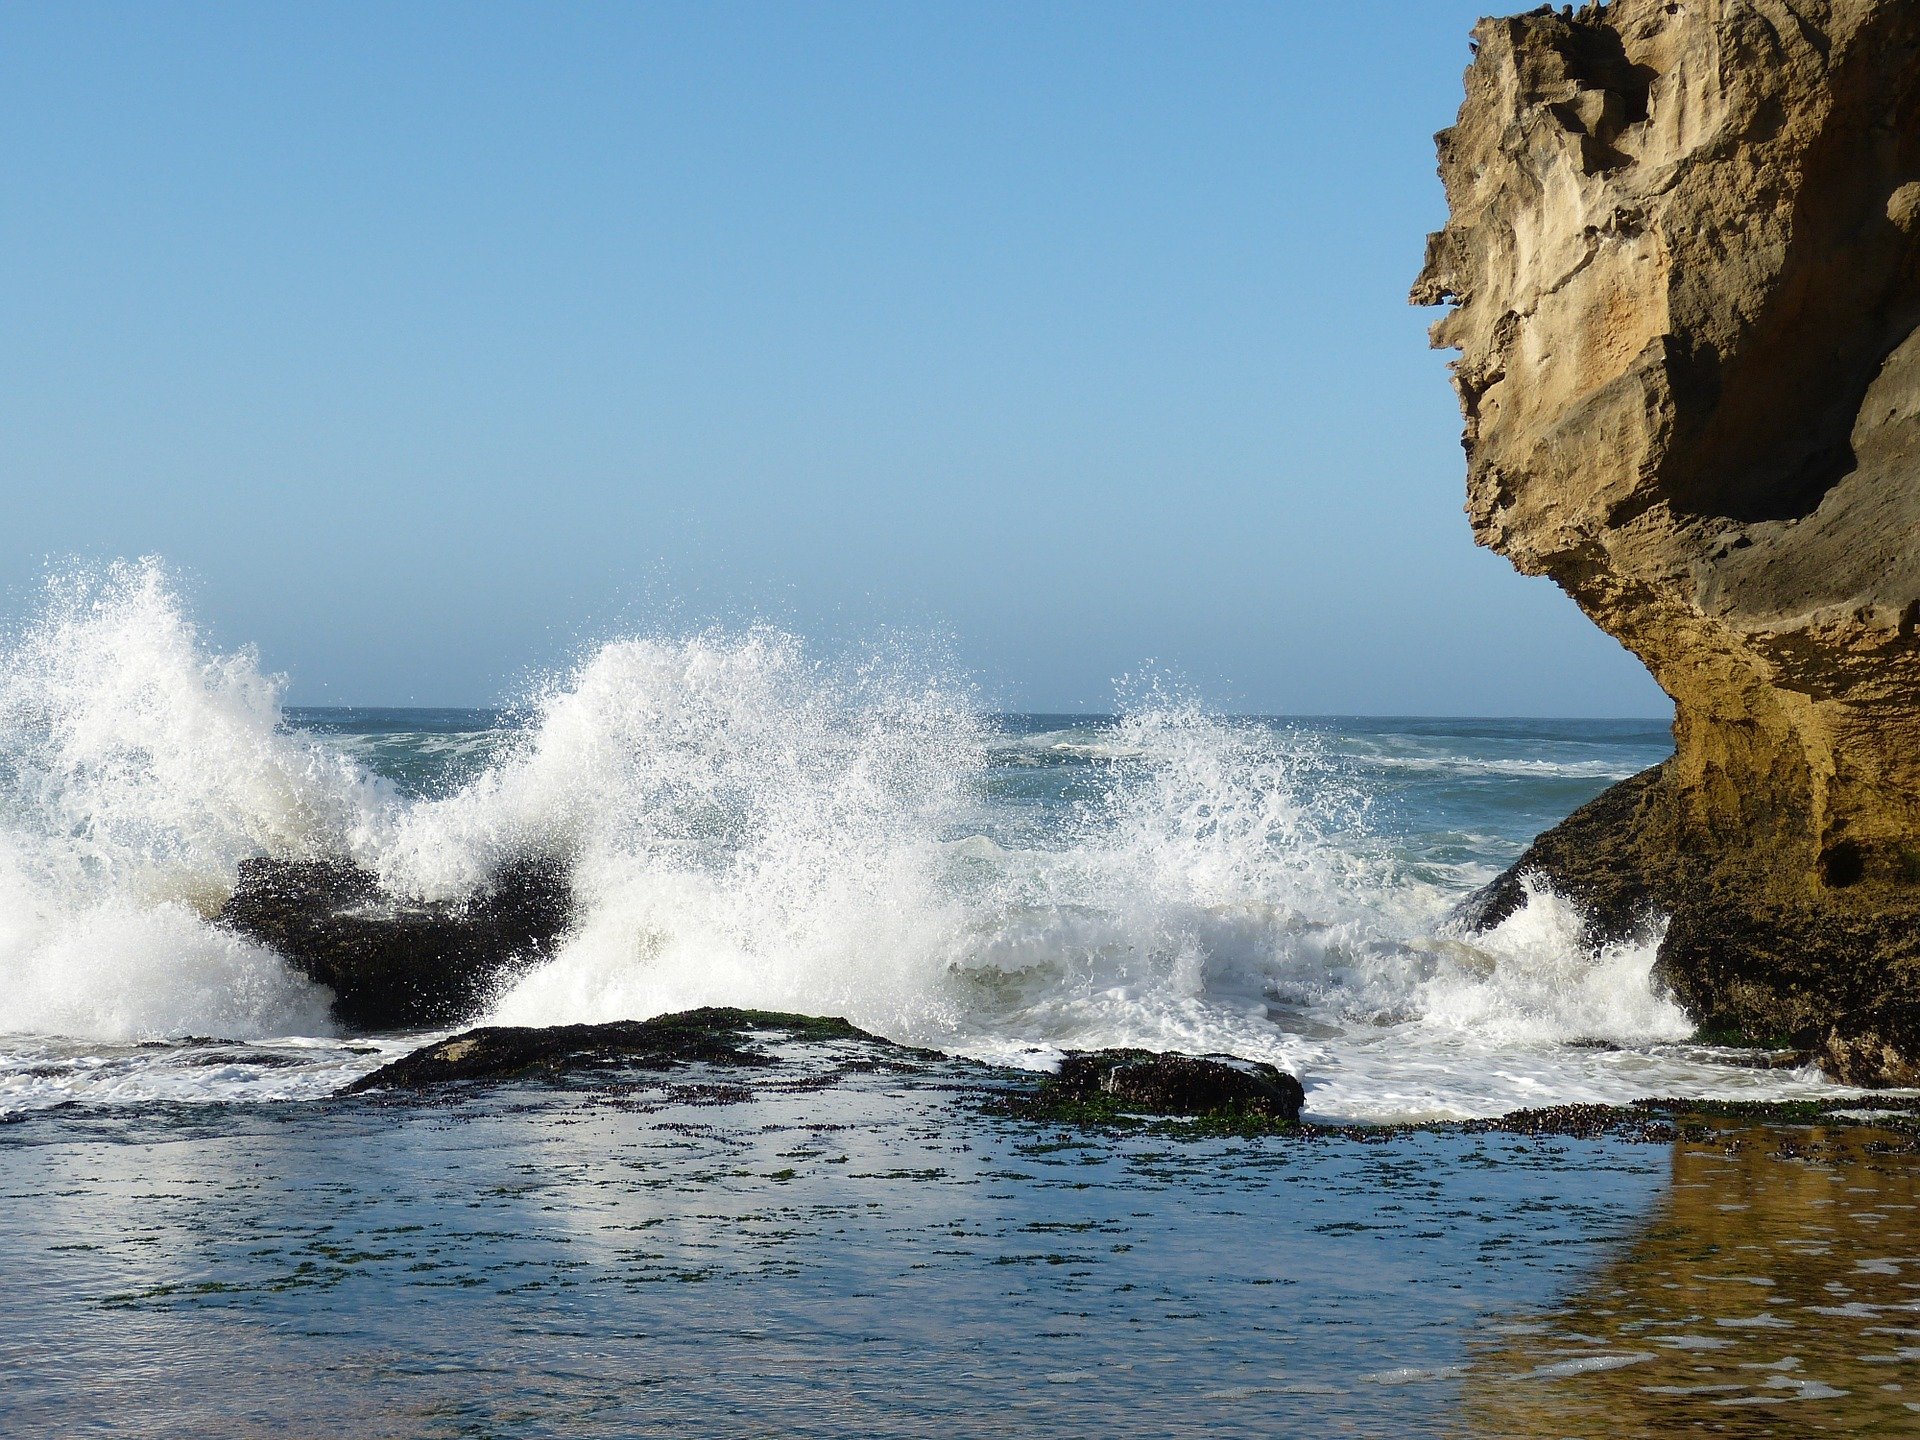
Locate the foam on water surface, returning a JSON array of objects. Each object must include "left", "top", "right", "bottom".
[{"left": 0, "top": 564, "right": 1877, "bottom": 1118}]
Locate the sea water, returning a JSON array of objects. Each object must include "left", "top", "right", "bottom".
[
  {"left": 0, "top": 559, "right": 1859, "bottom": 1119},
  {"left": 5, "top": 561, "right": 1919, "bottom": 1437},
  {"left": 3, "top": 1045, "right": 1917, "bottom": 1436}
]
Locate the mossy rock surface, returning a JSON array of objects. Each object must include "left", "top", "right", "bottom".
[{"left": 1012, "top": 1049, "right": 1305, "bottom": 1130}]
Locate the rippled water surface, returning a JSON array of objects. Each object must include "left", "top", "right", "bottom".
[
  {"left": 5, "top": 569, "right": 1920, "bottom": 1434},
  {"left": 4, "top": 1039, "right": 1916, "bottom": 1437}
]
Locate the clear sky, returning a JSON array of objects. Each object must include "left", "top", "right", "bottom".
[{"left": 0, "top": 1, "right": 1670, "bottom": 716}]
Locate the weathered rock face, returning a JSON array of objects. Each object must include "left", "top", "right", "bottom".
[
  {"left": 1417, "top": 1, "right": 1920, "bottom": 1081},
  {"left": 219, "top": 857, "right": 570, "bottom": 1030}
]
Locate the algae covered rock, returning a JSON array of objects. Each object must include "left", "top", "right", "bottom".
[
  {"left": 1037, "top": 1050, "right": 1305, "bottom": 1125},
  {"left": 1418, "top": 0, "right": 1920, "bottom": 1082}
]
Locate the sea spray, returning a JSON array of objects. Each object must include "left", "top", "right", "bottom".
[
  {"left": 931, "top": 702, "right": 1386, "bottom": 1068},
  {"left": 0, "top": 563, "right": 1825, "bottom": 1117},
  {"left": 1423, "top": 876, "right": 1689, "bottom": 1046},
  {"left": 457, "top": 629, "right": 990, "bottom": 1037},
  {"left": 0, "top": 561, "right": 362, "bottom": 1040},
  {"left": 481, "top": 672, "right": 1383, "bottom": 1065}
]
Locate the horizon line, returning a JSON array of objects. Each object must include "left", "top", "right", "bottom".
[{"left": 281, "top": 702, "right": 1675, "bottom": 724}]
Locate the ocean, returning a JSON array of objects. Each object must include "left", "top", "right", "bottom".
[
  {"left": 4, "top": 562, "right": 1916, "bottom": 1435},
  {"left": 0, "top": 566, "right": 1848, "bottom": 1119}
]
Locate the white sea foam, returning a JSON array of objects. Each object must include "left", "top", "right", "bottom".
[
  {"left": 468, "top": 678, "right": 1384, "bottom": 1073},
  {"left": 0, "top": 563, "right": 1860, "bottom": 1117},
  {"left": 1420, "top": 877, "right": 1688, "bottom": 1046},
  {"left": 0, "top": 562, "right": 364, "bottom": 1043},
  {"left": 0, "top": 843, "right": 333, "bottom": 1042},
  {"left": 464, "top": 655, "right": 1720, "bottom": 1121},
  {"left": 455, "top": 630, "right": 988, "bottom": 1036}
]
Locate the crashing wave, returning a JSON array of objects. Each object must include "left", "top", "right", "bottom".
[{"left": 0, "top": 561, "right": 1776, "bottom": 1118}]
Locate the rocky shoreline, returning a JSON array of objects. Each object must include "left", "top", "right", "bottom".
[
  {"left": 339, "top": 1006, "right": 1310, "bottom": 1126},
  {"left": 331, "top": 1004, "right": 1920, "bottom": 1157},
  {"left": 1462, "top": 763, "right": 1920, "bottom": 1085},
  {"left": 218, "top": 846, "right": 1920, "bottom": 1125}
]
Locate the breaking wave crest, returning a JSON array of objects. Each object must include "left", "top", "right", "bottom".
[
  {"left": 0, "top": 562, "right": 363, "bottom": 1039},
  {"left": 0, "top": 563, "right": 1730, "bottom": 1117}
]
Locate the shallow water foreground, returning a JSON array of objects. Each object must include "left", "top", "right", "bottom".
[{"left": 2, "top": 1038, "right": 1916, "bottom": 1438}]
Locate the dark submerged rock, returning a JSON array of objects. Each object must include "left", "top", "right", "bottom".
[
  {"left": 1037, "top": 1049, "right": 1305, "bottom": 1126},
  {"left": 1455, "top": 767, "right": 1667, "bottom": 942},
  {"left": 345, "top": 1012, "right": 1920, "bottom": 1156},
  {"left": 349, "top": 1017, "right": 1313, "bottom": 1132},
  {"left": 341, "top": 1007, "right": 879, "bottom": 1093},
  {"left": 219, "top": 856, "right": 571, "bottom": 1030}
]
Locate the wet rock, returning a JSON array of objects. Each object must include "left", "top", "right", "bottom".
[
  {"left": 1038, "top": 1050, "right": 1305, "bottom": 1125},
  {"left": 1817, "top": 1026, "right": 1920, "bottom": 1090},
  {"left": 1460, "top": 773, "right": 1920, "bottom": 1085},
  {"left": 218, "top": 856, "right": 570, "bottom": 1030},
  {"left": 1455, "top": 768, "right": 1667, "bottom": 943},
  {"left": 1421, "top": 1, "right": 1920, "bottom": 1084},
  {"left": 341, "top": 1007, "right": 879, "bottom": 1093}
]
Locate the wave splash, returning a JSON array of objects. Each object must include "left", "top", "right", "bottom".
[
  {"left": 0, "top": 563, "right": 1701, "bottom": 1114},
  {"left": 0, "top": 562, "right": 363, "bottom": 1039}
]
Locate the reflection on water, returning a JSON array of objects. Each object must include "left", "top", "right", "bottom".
[
  {"left": 0, "top": 1048, "right": 1915, "bottom": 1437},
  {"left": 1457, "top": 1126, "right": 1920, "bottom": 1435}
]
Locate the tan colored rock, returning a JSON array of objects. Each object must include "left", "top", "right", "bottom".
[{"left": 1418, "top": 0, "right": 1920, "bottom": 1080}]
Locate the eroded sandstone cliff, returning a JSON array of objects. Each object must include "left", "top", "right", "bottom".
[{"left": 1416, "top": 0, "right": 1920, "bottom": 1082}]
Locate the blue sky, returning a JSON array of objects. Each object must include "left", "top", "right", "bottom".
[{"left": 0, "top": 1, "right": 1669, "bottom": 715}]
